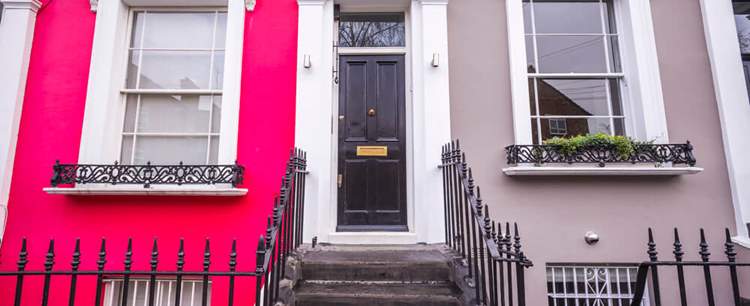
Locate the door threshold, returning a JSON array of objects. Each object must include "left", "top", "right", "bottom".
[
  {"left": 327, "top": 232, "right": 418, "bottom": 245},
  {"left": 336, "top": 225, "right": 408, "bottom": 232}
]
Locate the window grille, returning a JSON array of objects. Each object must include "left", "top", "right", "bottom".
[
  {"left": 546, "top": 264, "right": 649, "bottom": 306},
  {"left": 104, "top": 279, "right": 211, "bottom": 306}
]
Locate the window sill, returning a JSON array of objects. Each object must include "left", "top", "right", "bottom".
[
  {"left": 502, "top": 165, "right": 704, "bottom": 176},
  {"left": 43, "top": 186, "right": 248, "bottom": 196}
]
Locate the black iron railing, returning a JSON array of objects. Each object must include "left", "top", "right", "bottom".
[
  {"left": 628, "top": 228, "right": 749, "bottom": 306},
  {"left": 441, "top": 140, "right": 533, "bottom": 306},
  {"left": 50, "top": 161, "right": 245, "bottom": 188},
  {"left": 505, "top": 143, "right": 697, "bottom": 167},
  {"left": 4, "top": 149, "right": 307, "bottom": 306}
]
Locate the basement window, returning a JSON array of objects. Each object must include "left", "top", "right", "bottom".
[
  {"left": 104, "top": 279, "right": 211, "bottom": 306},
  {"left": 546, "top": 264, "right": 648, "bottom": 306}
]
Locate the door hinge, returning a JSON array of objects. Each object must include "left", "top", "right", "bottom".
[{"left": 337, "top": 174, "right": 343, "bottom": 188}]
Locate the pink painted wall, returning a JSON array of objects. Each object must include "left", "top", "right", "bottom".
[{"left": 0, "top": 0, "right": 298, "bottom": 305}]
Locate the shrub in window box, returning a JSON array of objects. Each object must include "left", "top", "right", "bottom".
[{"left": 505, "top": 133, "right": 696, "bottom": 167}]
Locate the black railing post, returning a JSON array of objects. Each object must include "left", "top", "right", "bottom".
[
  {"left": 496, "top": 223, "right": 506, "bottom": 306},
  {"left": 121, "top": 238, "right": 133, "bottom": 306},
  {"left": 94, "top": 239, "right": 106, "bottom": 306},
  {"left": 647, "top": 228, "right": 661, "bottom": 306},
  {"left": 68, "top": 239, "right": 81, "bottom": 306},
  {"left": 255, "top": 235, "right": 266, "bottom": 306},
  {"left": 174, "top": 239, "right": 185, "bottom": 306},
  {"left": 673, "top": 228, "right": 687, "bottom": 306},
  {"left": 202, "top": 239, "right": 211, "bottom": 306},
  {"left": 148, "top": 239, "right": 159, "bottom": 306},
  {"left": 14, "top": 238, "right": 28, "bottom": 306},
  {"left": 699, "top": 229, "right": 715, "bottom": 306},
  {"left": 228, "top": 240, "right": 238, "bottom": 306},
  {"left": 724, "top": 228, "right": 742, "bottom": 306},
  {"left": 41, "top": 239, "right": 55, "bottom": 306}
]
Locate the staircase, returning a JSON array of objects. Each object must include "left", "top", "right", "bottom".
[{"left": 280, "top": 244, "right": 466, "bottom": 306}]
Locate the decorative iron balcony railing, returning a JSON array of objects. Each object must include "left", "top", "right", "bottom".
[
  {"left": 50, "top": 161, "right": 246, "bottom": 188},
  {"left": 5, "top": 149, "right": 308, "bottom": 306},
  {"left": 505, "top": 142, "right": 697, "bottom": 167}
]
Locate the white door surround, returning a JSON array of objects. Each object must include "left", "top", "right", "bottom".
[
  {"left": 295, "top": 0, "right": 450, "bottom": 244},
  {"left": 0, "top": 0, "right": 42, "bottom": 245},
  {"left": 699, "top": 0, "right": 750, "bottom": 245}
]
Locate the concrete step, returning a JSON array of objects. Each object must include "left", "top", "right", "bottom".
[
  {"left": 294, "top": 281, "right": 462, "bottom": 306},
  {"left": 299, "top": 245, "right": 452, "bottom": 282}
]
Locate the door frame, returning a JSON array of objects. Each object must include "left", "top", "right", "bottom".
[
  {"left": 332, "top": 8, "right": 415, "bottom": 237},
  {"left": 295, "top": 0, "right": 451, "bottom": 245}
]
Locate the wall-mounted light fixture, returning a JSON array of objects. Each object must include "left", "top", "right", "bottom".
[
  {"left": 431, "top": 53, "right": 440, "bottom": 67},
  {"left": 303, "top": 54, "right": 312, "bottom": 69}
]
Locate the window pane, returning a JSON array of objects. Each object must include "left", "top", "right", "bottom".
[
  {"left": 535, "top": 79, "right": 612, "bottom": 116},
  {"left": 135, "top": 95, "right": 213, "bottom": 133},
  {"left": 525, "top": 35, "right": 536, "bottom": 72},
  {"left": 130, "top": 12, "right": 145, "bottom": 48},
  {"left": 120, "top": 136, "right": 134, "bottom": 164},
  {"left": 528, "top": 78, "right": 538, "bottom": 115},
  {"left": 536, "top": 35, "right": 608, "bottom": 73},
  {"left": 538, "top": 118, "right": 614, "bottom": 140},
  {"left": 523, "top": 1, "right": 532, "bottom": 34},
  {"left": 123, "top": 95, "right": 138, "bottom": 133},
  {"left": 209, "top": 136, "right": 219, "bottom": 164},
  {"left": 532, "top": 0, "right": 603, "bottom": 34},
  {"left": 339, "top": 13, "right": 405, "bottom": 47},
  {"left": 736, "top": 3, "right": 750, "bottom": 54},
  {"left": 215, "top": 13, "right": 228, "bottom": 49},
  {"left": 141, "top": 12, "right": 216, "bottom": 49},
  {"left": 134, "top": 136, "right": 208, "bottom": 164},
  {"left": 136, "top": 51, "right": 212, "bottom": 90},
  {"left": 126, "top": 51, "right": 141, "bottom": 89},
  {"left": 609, "top": 78, "right": 623, "bottom": 116},
  {"left": 607, "top": 35, "right": 622, "bottom": 73},
  {"left": 211, "top": 96, "right": 222, "bottom": 133},
  {"left": 212, "top": 51, "right": 225, "bottom": 90}
]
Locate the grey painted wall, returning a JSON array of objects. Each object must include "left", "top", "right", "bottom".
[{"left": 446, "top": 0, "right": 747, "bottom": 303}]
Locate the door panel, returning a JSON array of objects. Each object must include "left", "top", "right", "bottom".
[{"left": 338, "top": 55, "right": 407, "bottom": 231}]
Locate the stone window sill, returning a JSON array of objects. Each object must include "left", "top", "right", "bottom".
[
  {"left": 43, "top": 186, "right": 247, "bottom": 196},
  {"left": 502, "top": 165, "right": 704, "bottom": 176}
]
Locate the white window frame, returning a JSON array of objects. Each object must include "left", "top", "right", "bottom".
[
  {"left": 546, "top": 264, "right": 650, "bottom": 306},
  {"left": 506, "top": 0, "right": 669, "bottom": 145},
  {"left": 78, "top": 0, "right": 244, "bottom": 167},
  {"left": 120, "top": 8, "right": 226, "bottom": 165}
]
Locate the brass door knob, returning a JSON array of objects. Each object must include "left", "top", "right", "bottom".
[{"left": 368, "top": 108, "right": 376, "bottom": 117}]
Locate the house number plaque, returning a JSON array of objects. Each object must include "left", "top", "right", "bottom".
[{"left": 356, "top": 146, "right": 388, "bottom": 157}]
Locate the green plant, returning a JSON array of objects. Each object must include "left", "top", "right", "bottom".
[{"left": 543, "top": 133, "right": 638, "bottom": 159}]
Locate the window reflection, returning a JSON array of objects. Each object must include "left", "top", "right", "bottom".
[
  {"left": 733, "top": 1, "right": 750, "bottom": 99},
  {"left": 338, "top": 13, "right": 405, "bottom": 48}
]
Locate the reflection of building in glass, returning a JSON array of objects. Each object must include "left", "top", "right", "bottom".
[{"left": 530, "top": 77, "right": 593, "bottom": 141}]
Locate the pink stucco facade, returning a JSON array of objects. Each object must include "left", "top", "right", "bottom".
[{"left": 0, "top": 0, "right": 298, "bottom": 304}]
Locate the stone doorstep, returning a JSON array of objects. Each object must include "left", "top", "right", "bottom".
[{"left": 277, "top": 244, "right": 475, "bottom": 306}]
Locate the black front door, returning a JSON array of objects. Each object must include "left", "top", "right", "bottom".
[{"left": 337, "top": 54, "right": 407, "bottom": 231}]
